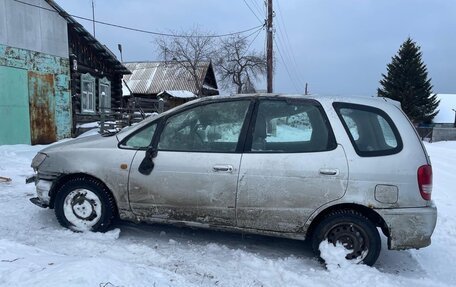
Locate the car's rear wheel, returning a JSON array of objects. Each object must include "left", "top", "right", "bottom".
[
  {"left": 311, "top": 210, "right": 381, "bottom": 266},
  {"left": 54, "top": 177, "right": 116, "bottom": 232}
]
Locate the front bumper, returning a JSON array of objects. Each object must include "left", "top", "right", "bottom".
[
  {"left": 26, "top": 175, "right": 52, "bottom": 209},
  {"left": 376, "top": 202, "right": 437, "bottom": 250},
  {"left": 30, "top": 197, "right": 49, "bottom": 208}
]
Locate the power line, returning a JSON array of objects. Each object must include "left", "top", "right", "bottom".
[
  {"left": 240, "top": 26, "right": 265, "bottom": 43},
  {"left": 275, "top": 0, "right": 305, "bottom": 92},
  {"left": 275, "top": 42, "right": 300, "bottom": 92},
  {"left": 275, "top": 29, "right": 303, "bottom": 91},
  {"left": 13, "top": 0, "right": 264, "bottom": 39},
  {"left": 276, "top": 0, "right": 305, "bottom": 84},
  {"left": 248, "top": 0, "right": 265, "bottom": 20},
  {"left": 242, "top": 25, "right": 264, "bottom": 57},
  {"left": 242, "top": 0, "right": 263, "bottom": 24}
]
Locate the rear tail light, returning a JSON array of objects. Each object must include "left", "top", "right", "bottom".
[{"left": 417, "top": 164, "right": 433, "bottom": 200}]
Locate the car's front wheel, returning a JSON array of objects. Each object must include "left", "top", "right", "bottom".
[
  {"left": 311, "top": 210, "right": 381, "bottom": 266},
  {"left": 54, "top": 177, "right": 116, "bottom": 232}
]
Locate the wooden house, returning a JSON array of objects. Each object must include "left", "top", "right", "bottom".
[{"left": 45, "top": 0, "right": 131, "bottom": 136}]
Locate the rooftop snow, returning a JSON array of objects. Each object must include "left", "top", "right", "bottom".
[{"left": 159, "top": 90, "right": 197, "bottom": 99}]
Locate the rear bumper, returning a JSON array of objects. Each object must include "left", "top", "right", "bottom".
[{"left": 375, "top": 202, "right": 437, "bottom": 250}]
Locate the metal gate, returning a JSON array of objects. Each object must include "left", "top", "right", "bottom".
[{"left": 28, "top": 71, "right": 56, "bottom": 144}]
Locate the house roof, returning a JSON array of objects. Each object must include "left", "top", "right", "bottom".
[
  {"left": 44, "top": 0, "right": 130, "bottom": 74},
  {"left": 434, "top": 94, "right": 456, "bottom": 123},
  {"left": 122, "top": 61, "right": 218, "bottom": 96}
]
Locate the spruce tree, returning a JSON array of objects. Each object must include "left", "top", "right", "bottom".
[{"left": 378, "top": 38, "right": 439, "bottom": 123}]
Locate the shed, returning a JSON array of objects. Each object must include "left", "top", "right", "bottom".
[
  {"left": 0, "top": 0, "right": 129, "bottom": 145},
  {"left": 0, "top": 0, "right": 71, "bottom": 145},
  {"left": 122, "top": 61, "right": 218, "bottom": 111},
  {"left": 417, "top": 94, "right": 456, "bottom": 142},
  {"left": 433, "top": 94, "right": 456, "bottom": 125}
]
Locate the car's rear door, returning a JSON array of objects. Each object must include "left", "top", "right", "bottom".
[
  {"left": 236, "top": 98, "right": 349, "bottom": 233},
  {"left": 127, "top": 99, "right": 253, "bottom": 227}
]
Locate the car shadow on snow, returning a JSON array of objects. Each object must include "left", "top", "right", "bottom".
[
  {"left": 375, "top": 234, "right": 426, "bottom": 277},
  {"left": 29, "top": 207, "right": 426, "bottom": 275},
  {"left": 113, "top": 220, "right": 316, "bottom": 262},
  {"left": 27, "top": 205, "right": 426, "bottom": 275},
  {"left": 112, "top": 220, "right": 426, "bottom": 274}
]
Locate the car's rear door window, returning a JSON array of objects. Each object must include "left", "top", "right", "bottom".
[
  {"left": 334, "top": 103, "right": 403, "bottom": 157},
  {"left": 247, "top": 99, "right": 336, "bottom": 152}
]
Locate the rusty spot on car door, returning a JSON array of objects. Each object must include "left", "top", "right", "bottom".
[{"left": 28, "top": 72, "right": 56, "bottom": 145}]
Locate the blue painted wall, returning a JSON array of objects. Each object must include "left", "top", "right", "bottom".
[{"left": 0, "top": 44, "right": 71, "bottom": 144}]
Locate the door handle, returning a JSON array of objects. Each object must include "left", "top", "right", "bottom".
[
  {"left": 319, "top": 168, "right": 339, "bottom": 176},
  {"left": 213, "top": 165, "right": 234, "bottom": 173}
]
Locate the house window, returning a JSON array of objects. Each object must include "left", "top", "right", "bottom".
[
  {"left": 99, "top": 77, "right": 111, "bottom": 113},
  {"left": 81, "top": 73, "right": 95, "bottom": 113}
]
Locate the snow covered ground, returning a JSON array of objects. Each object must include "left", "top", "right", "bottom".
[{"left": 0, "top": 141, "right": 455, "bottom": 286}]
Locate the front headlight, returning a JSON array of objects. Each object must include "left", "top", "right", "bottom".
[{"left": 31, "top": 153, "right": 47, "bottom": 170}]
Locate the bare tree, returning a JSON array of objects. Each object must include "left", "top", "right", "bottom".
[
  {"left": 155, "top": 28, "right": 215, "bottom": 97},
  {"left": 215, "top": 35, "right": 267, "bottom": 94}
]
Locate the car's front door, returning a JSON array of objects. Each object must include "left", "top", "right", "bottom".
[
  {"left": 236, "top": 99, "right": 349, "bottom": 233},
  {"left": 128, "top": 100, "right": 252, "bottom": 227}
]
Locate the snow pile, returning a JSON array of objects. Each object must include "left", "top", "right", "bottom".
[
  {"left": 318, "top": 241, "right": 395, "bottom": 287},
  {"left": 319, "top": 240, "right": 357, "bottom": 269},
  {"left": 0, "top": 141, "right": 455, "bottom": 286}
]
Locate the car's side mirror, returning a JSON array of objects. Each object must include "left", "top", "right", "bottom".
[{"left": 138, "top": 146, "right": 158, "bottom": 175}]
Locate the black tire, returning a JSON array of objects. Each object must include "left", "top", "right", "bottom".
[
  {"left": 311, "top": 210, "right": 381, "bottom": 266},
  {"left": 54, "top": 177, "right": 116, "bottom": 232}
]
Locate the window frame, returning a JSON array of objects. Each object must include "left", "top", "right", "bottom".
[
  {"left": 333, "top": 102, "right": 403, "bottom": 157},
  {"left": 244, "top": 98, "right": 337, "bottom": 154},
  {"left": 99, "top": 77, "right": 111, "bottom": 113},
  {"left": 81, "top": 73, "right": 96, "bottom": 114}
]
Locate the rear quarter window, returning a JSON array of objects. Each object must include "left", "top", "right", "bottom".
[{"left": 333, "top": 103, "right": 403, "bottom": 157}]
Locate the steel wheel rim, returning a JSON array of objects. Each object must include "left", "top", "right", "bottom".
[
  {"left": 63, "top": 189, "right": 102, "bottom": 231},
  {"left": 325, "top": 222, "right": 369, "bottom": 261}
]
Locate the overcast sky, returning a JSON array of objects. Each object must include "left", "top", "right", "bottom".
[{"left": 55, "top": 0, "right": 456, "bottom": 96}]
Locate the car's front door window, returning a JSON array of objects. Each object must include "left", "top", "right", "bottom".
[
  {"left": 158, "top": 100, "right": 251, "bottom": 152},
  {"left": 124, "top": 123, "right": 157, "bottom": 149}
]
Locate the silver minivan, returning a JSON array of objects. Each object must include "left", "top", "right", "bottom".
[{"left": 28, "top": 94, "right": 437, "bottom": 266}]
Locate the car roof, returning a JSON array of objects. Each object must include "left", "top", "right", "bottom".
[{"left": 193, "top": 93, "right": 400, "bottom": 108}]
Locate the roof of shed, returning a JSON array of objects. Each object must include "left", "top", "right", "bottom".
[
  {"left": 158, "top": 90, "right": 197, "bottom": 99},
  {"left": 122, "top": 61, "right": 218, "bottom": 96},
  {"left": 44, "top": 0, "right": 130, "bottom": 74}
]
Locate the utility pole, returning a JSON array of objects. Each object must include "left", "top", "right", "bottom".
[
  {"left": 92, "top": 0, "right": 96, "bottom": 37},
  {"left": 266, "top": 0, "right": 273, "bottom": 93}
]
